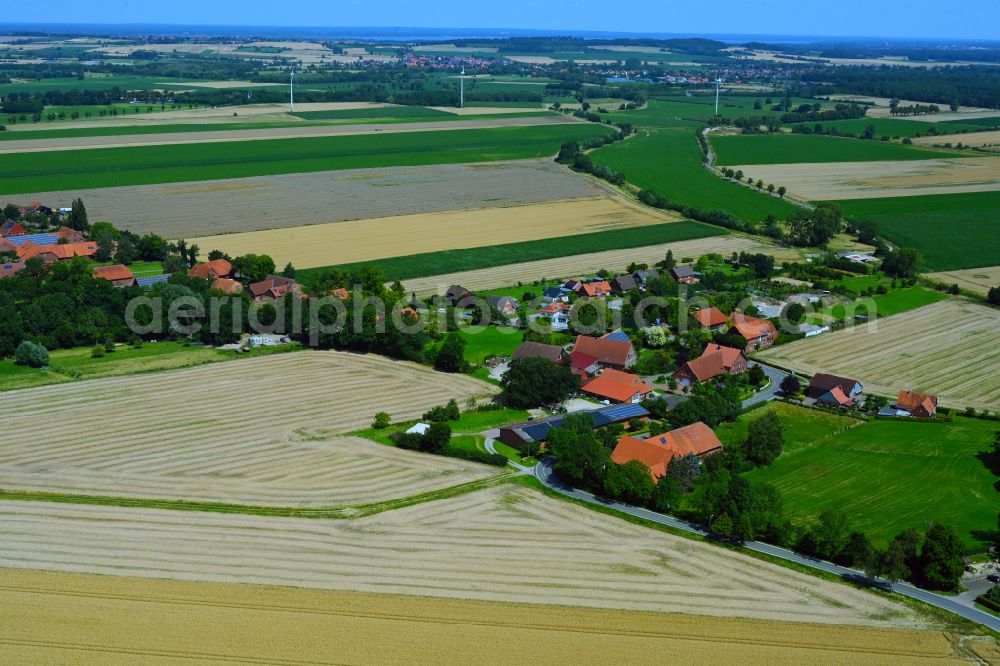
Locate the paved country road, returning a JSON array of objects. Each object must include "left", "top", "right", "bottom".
[
  {"left": 742, "top": 361, "right": 788, "bottom": 408},
  {"left": 532, "top": 458, "right": 1000, "bottom": 633}
]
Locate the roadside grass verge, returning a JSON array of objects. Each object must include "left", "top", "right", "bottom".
[
  {"left": 297, "top": 220, "right": 724, "bottom": 282},
  {"left": 0, "top": 123, "right": 613, "bottom": 194}
]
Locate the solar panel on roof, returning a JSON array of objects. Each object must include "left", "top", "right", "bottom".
[
  {"left": 7, "top": 233, "right": 59, "bottom": 246},
  {"left": 601, "top": 329, "right": 631, "bottom": 342},
  {"left": 136, "top": 274, "right": 170, "bottom": 287}
]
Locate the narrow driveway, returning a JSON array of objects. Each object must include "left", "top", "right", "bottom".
[{"left": 533, "top": 457, "right": 1000, "bottom": 632}]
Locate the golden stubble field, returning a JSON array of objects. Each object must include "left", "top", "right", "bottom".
[
  {"left": 187, "top": 195, "right": 680, "bottom": 269},
  {"left": 1, "top": 485, "right": 924, "bottom": 628},
  {"left": 0, "top": 351, "right": 499, "bottom": 506},
  {"left": 758, "top": 300, "right": 1000, "bottom": 410},
  {"left": 731, "top": 157, "right": 1000, "bottom": 200},
  {"left": 1, "top": 568, "right": 986, "bottom": 666},
  {"left": 402, "top": 234, "right": 771, "bottom": 295},
  {"left": 926, "top": 266, "right": 1000, "bottom": 295},
  {"left": 912, "top": 129, "right": 1000, "bottom": 149}
]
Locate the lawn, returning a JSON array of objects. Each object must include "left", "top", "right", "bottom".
[
  {"left": 457, "top": 326, "right": 525, "bottom": 364},
  {"left": 812, "top": 287, "right": 950, "bottom": 322},
  {"left": 715, "top": 402, "right": 861, "bottom": 455},
  {"left": 0, "top": 341, "right": 298, "bottom": 392},
  {"left": 591, "top": 129, "right": 799, "bottom": 222},
  {"left": 743, "top": 416, "right": 1000, "bottom": 550},
  {"left": 297, "top": 220, "right": 724, "bottom": 282},
  {"left": 711, "top": 133, "right": 954, "bottom": 166},
  {"left": 834, "top": 191, "right": 1000, "bottom": 271},
  {"left": 449, "top": 408, "right": 531, "bottom": 432},
  {"left": 0, "top": 123, "right": 613, "bottom": 194},
  {"left": 831, "top": 273, "right": 893, "bottom": 296}
]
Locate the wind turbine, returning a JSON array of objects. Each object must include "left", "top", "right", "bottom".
[
  {"left": 460, "top": 65, "right": 465, "bottom": 109},
  {"left": 289, "top": 70, "right": 295, "bottom": 112},
  {"left": 714, "top": 78, "right": 723, "bottom": 115}
]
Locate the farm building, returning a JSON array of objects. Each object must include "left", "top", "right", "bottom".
[
  {"left": 54, "top": 226, "right": 85, "bottom": 243},
  {"left": 444, "top": 284, "right": 472, "bottom": 306},
  {"left": 136, "top": 275, "right": 170, "bottom": 288},
  {"left": 895, "top": 390, "right": 938, "bottom": 418},
  {"left": 248, "top": 275, "right": 302, "bottom": 302},
  {"left": 693, "top": 307, "right": 730, "bottom": 331},
  {"left": 610, "top": 274, "right": 638, "bottom": 293},
  {"left": 211, "top": 277, "right": 244, "bottom": 294},
  {"left": 0, "top": 221, "right": 26, "bottom": 237},
  {"left": 576, "top": 280, "right": 612, "bottom": 300},
  {"left": 511, "top": 341, "right": 566, "bottom": 363},
  {"left": 17, "top": 240, "right": 97, "bottom": 262},
  {"left": 580, "top": 369, "right": 654, "bottom": 404},
  {"left": 572, "top": 334, "right": 636, "bottom": 371},
  {"left": 731, "top": 313, "right": 777, "bottom": 352},
  {"left": 497, "top": 403, "right": 650, "bottom": 450},
  {"left": 674, "top": 344, "right": 747, "bottom": 386},
  {"left": 807, "top": 373, "right": 863, "bottom": 408},
  {"left": 92, "top": 264, "right": 137, "bottom": 287},
  {"left": 6, "top": 233, "right": 60, "bottom": 247},
  {"left": 189, "top": 259, "right": 233, "bottom": 281},
  {"left": 612, "top": 421, "right": 723, "bottom": 480},
  {"left": 669, "top": 265, "right": 700, "bottom": 284}
]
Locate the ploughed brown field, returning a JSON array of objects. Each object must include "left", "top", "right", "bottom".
[
  {"left": 0, "top": 351, "right": 498, "bottom": 506},
  {"left": 758, "top": 300, "right": 1000, "bottom": 411},
  {"left": 15, "top": 160, "right": 604, "bottom": 239},
  {"left": 1, "top": 568, "right": 986, "bottom": 665},
  {"left": 1, "top": 485, "right": 925, "bottom": 627},
  {"left": 186, "top": 195, "right": 679, "bottom": 270}
]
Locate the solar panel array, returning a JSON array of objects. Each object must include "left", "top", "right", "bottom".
[
  {"left": 6, "top": 233, "right": 58, "bottom": 246},
  {"left": 136, "top": 274, "right": 170, "bottom": 287},
  {"left": 507, "top": 402, "right": 650, "bottom": 442}
]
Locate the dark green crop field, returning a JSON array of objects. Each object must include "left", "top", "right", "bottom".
[
  {"left": 711, "top": 133, "right": 956, "bottom": 165},
  {"left": 834, "top": 191, "right": 1000, "bottom": 271},
  {"left": 298, "top": 220, "right": 725, "bottom": 282},
  {"left": 0, "top": 123, "right": 613, "bottom": 194},
  {"left": 591, "top": 129, "right": 799, "bottom": 222}
]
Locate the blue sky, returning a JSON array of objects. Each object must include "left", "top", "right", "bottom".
[{"left": 4, "top": 1, "right": 999, "bottom": 41}]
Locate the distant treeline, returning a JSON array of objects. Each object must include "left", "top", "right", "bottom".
[{"left": 802, "top": 66, "right": 1000, "bottom": 109}]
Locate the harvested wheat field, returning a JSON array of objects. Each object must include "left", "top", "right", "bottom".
[
  {"left": 926, "top": 266, "right": 1000, "bottom": 295},
  {"left": 22, "top": 160, "right": 602, "bottom": 239},
  {"left": 0, "top": 485, "right": 924, "bottom": 627},
  {"left": 732, "top": 157, "right": 1000, "bottom": 200},
  {"left": 913, "top": 129, "right": 1000, "bottom": 149},
  {"left": 0, "top": 569, "right": 982, "bottom": 666},
  {"left": 403, "top": 235, "right": 776, "bottom": 295},
  {"left": 758, "top": 300, "right": 1000, "bottom": 411},
  {"left": 188, "top": 195, "right": 678, "bottom": 269},
  {"left": 0, "top": 114, "right": 576, "bottom": 153},
  {"left": 0, "top": 351, "right": 498, "bottom": 506}
]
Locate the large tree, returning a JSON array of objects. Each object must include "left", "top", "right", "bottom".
[
  {"left": 434, "top": 333, "right": 468, "bottom": 373},
  {"left": 745, "top": 410, "right": 784, "bottom": 466},
  {"left": 786, "top": 204, "right": 841, "bottom": 247},
  {"left": 500, "top": 356, "right": 579, "bottom": 408},
  {"left": 920, "top": 523, "right": 965, "bottom": 591}
]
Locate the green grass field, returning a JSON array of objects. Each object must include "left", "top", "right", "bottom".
[
  {"left": 811, "top": 287, "right": 950, "bottom": 323},
  {"left": 743, "top": 415, "right": 999, "bottom": 550},
  {"left": 457, "top": 326, "right": 525, "bottom": 364},
  {"left": 0, "top": 123, "right": 612, "bottom": 195},
  {"left": 834, "top": 191, "right": 1000, "bottom": 271},
  {"left": 290, "top": 106, "right": 455, "bottom": 120},
  {"left": 297, "top": 220, "right": 725, "bottom": 282},
  {"left": 0, "top": 121, "right": 307, "bottom": 141},
  {"left": 802, "top": 117, "right": 988, "bottom": 138},
  {"left": 0, "top": 341, "right": 298, "bottom": 392},
  {"left": 711, "top": 133, "right": 955, "bottom": 165},
  {"left": 591, "top": 129, "right": 799, "bottom": 222},
  {"left": 716, "top": 402, "right": 862, "bottom": 455},
  {"left": 942, "top": 116, "right": 1000, "bottom": 127}
]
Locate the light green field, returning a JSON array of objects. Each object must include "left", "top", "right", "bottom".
[
  {"left": 810, "top": 287, "right": 950, "bottom": 323},
  {"left": 0, "top": 123, "right": 613, "bottom": 194},
  {"left": 715, "top": 401, "right": 862, "bottom": 454},
  {"left": 743, "top": 415, "right": 999, "bottom": 550},
  {"left": 591, "top": 129, "right": 799, "bottom": 222}
]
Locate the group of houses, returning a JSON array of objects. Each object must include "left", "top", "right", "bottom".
[
  {"left": 803, "top": 372, "right": 937, "bottom": 418},
  {"left": 0, "top": 219, "right": 92, "bottom": 277}
]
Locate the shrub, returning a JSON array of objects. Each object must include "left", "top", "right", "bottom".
[
  {"left": 91, "top": 345, "right": 105, "bottom": 358},
  {"left": 14, "top": 341, "right": 49, "bottom": 368},
  {"left": 371, "top": 412, "right": 392, "bottom": 429}
]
